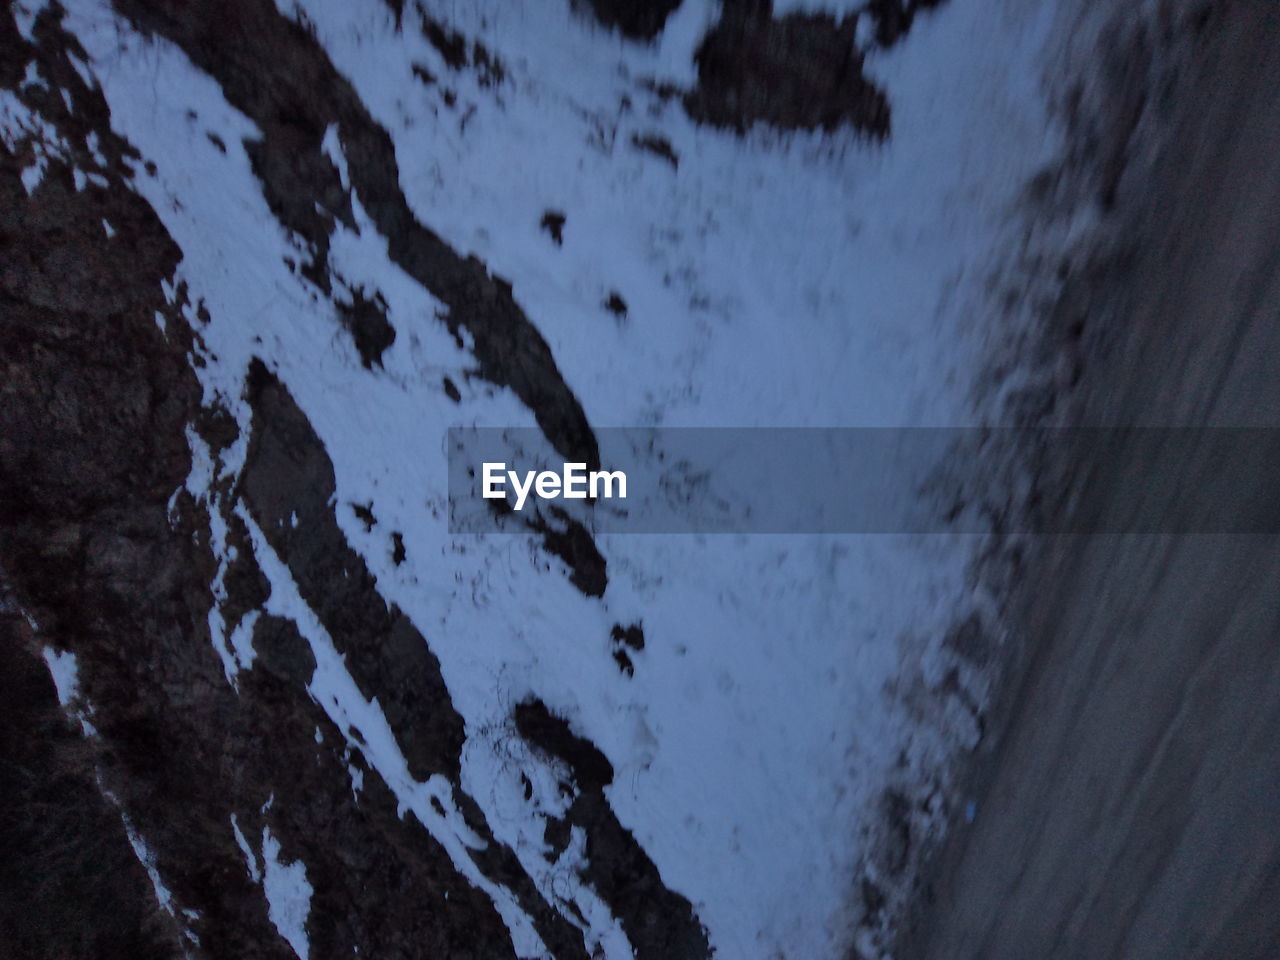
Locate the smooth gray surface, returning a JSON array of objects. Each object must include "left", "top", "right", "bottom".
[{"left": 908, "top": 4, "right": 1280, "bottom": 958}]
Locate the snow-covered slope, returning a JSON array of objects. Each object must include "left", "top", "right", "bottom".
[{"left": 10, "top": 0, "right": 1104, "bottom": 956}]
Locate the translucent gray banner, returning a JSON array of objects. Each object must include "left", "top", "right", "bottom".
[{"left": 447, "top": 428, "right": 1280, "bottom": 534}]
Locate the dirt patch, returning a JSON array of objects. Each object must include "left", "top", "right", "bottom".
[{"left": 603, "top": 290, "right": 629, "bottom": 318}]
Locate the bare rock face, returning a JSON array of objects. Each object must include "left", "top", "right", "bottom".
[
  {"left": 864, "top": 0, "right": 949, "bottom": 47},
  {"left": 0, "top": 616, "right": 177, "bottom": 960},
  {"left": 516, "top": 700, "right": 711, "bottom": 960},
  {"left": 576, "top": 0, "right": 685, "bottom": 41},
  {"left": 685, "top": 4, "right": 891, "bottom": 136}
]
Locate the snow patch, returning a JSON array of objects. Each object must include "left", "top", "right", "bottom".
[
  {"left": 41, "top": 646, "right": 80, "bottom": 706},
  {"left": 261, "top": 826, "right": 314, "bottom": 960},
  {"left": 230, "top": 813, "right": 264, "bottom": 883}
]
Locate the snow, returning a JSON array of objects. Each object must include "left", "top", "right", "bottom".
[
  {"left": 12, "top": 2, "right": 40, "bottom": 41},
  {"left": 346, "top": 762, "right": 365, "bottom": 796},
  {"left": 261, "top": 826, "right": 315, "bottom": 960},
  {"left": 22, "top": 60, "right": 44, "bottom": 90},
  {"left": 231, "top": 813, "right": 264, "bottom": 883},
  {"left": 52, "top": 0, "right": 1093, "bottom": 956},
  {"left": 40, "top": 645, "right": 101, "bottom": 737},
  {"left": 41, "top": 647, "right": 80, "bottom": 707}
]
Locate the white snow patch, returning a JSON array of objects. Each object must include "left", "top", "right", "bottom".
[
  {"left": 41, "top": 647, "right": 80, "bottom": 706},
  {"left": 261, "top": 826, "right": 313, "bottom": 960},
  {"left": 230, "top": 813, "right": 264, "bottom": 883},
  {"left": 22, "top": 60, "right": 44, "bottom": 90},
  {"left": 12, "top": 2, "right": 47, "bottom": 42},
  {"left": 347, "top": 762, "right": 364, "bottom": 795}
]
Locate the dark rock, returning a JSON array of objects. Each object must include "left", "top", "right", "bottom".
[
  {"left": 943, "top": 613, "right": 993, "bottom": 668},
  {"left": 528, "top": 507, "right": 608, "bottom": 597},
  {"left": 543, "top": 815, "right": 572, "bottom": 858},
  {"left": 576, "top": 0, "right": 683, "bottom": 41},
  {"left": 351, "top": 501, "right": 377, "bottom": 531},
  {"left": 566, "top": 790, "right": 712, "bottom": 960},
  {"left": 237, "top": 361, "right": 590, "bottom": 958},
  {"left": 252, "top": 614, "right": 316, "bottom": 687},
  {"left": 866, "top": 0, "right": 948, "bottom": 48},
  {"left": 610, "top": 623, "right": 645, "bottom": 650},
  {"left": 422, "top": 16, "right": 467, "bottom": 69},
  {"left": 337, "top": 287, "right": 396, "bottom": 369},
  {"left": 239, "top": 359, "right": 466, "bottom": 782},
  {"left": 604, "top": 291, "right": 628, "bottom": 317},
  {"left": 685, "top": 6, "right": 890, "bottom": 136},
  {"left": 514, "top": 699, "right": 615, "bottom": 791},
  {"left": 630, "top": 132, "right": 679, "bottom": 168},
  {"left": 540, "top": 209, "right": 566, "bottom": 245},
  {"left": 0, "top": 617, "right": 177, "bottom": 960}
]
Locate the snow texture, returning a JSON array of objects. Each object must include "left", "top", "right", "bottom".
[
  {"left": 261, "top": 825, "right": 315, "bottom": 960},
  {"left": 41, "top": 646, "right": 80, "bottom": 707}
]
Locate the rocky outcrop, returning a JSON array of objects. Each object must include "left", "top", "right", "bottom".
[
  {"left": 517, "top": 700, "right": 712, "bottom": 960},
  {"left": 685, "top": 3, "right": 890, "bottom": 136},
  {"left": 576, "top": 0, "right": 685, "bottom": 41}
]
